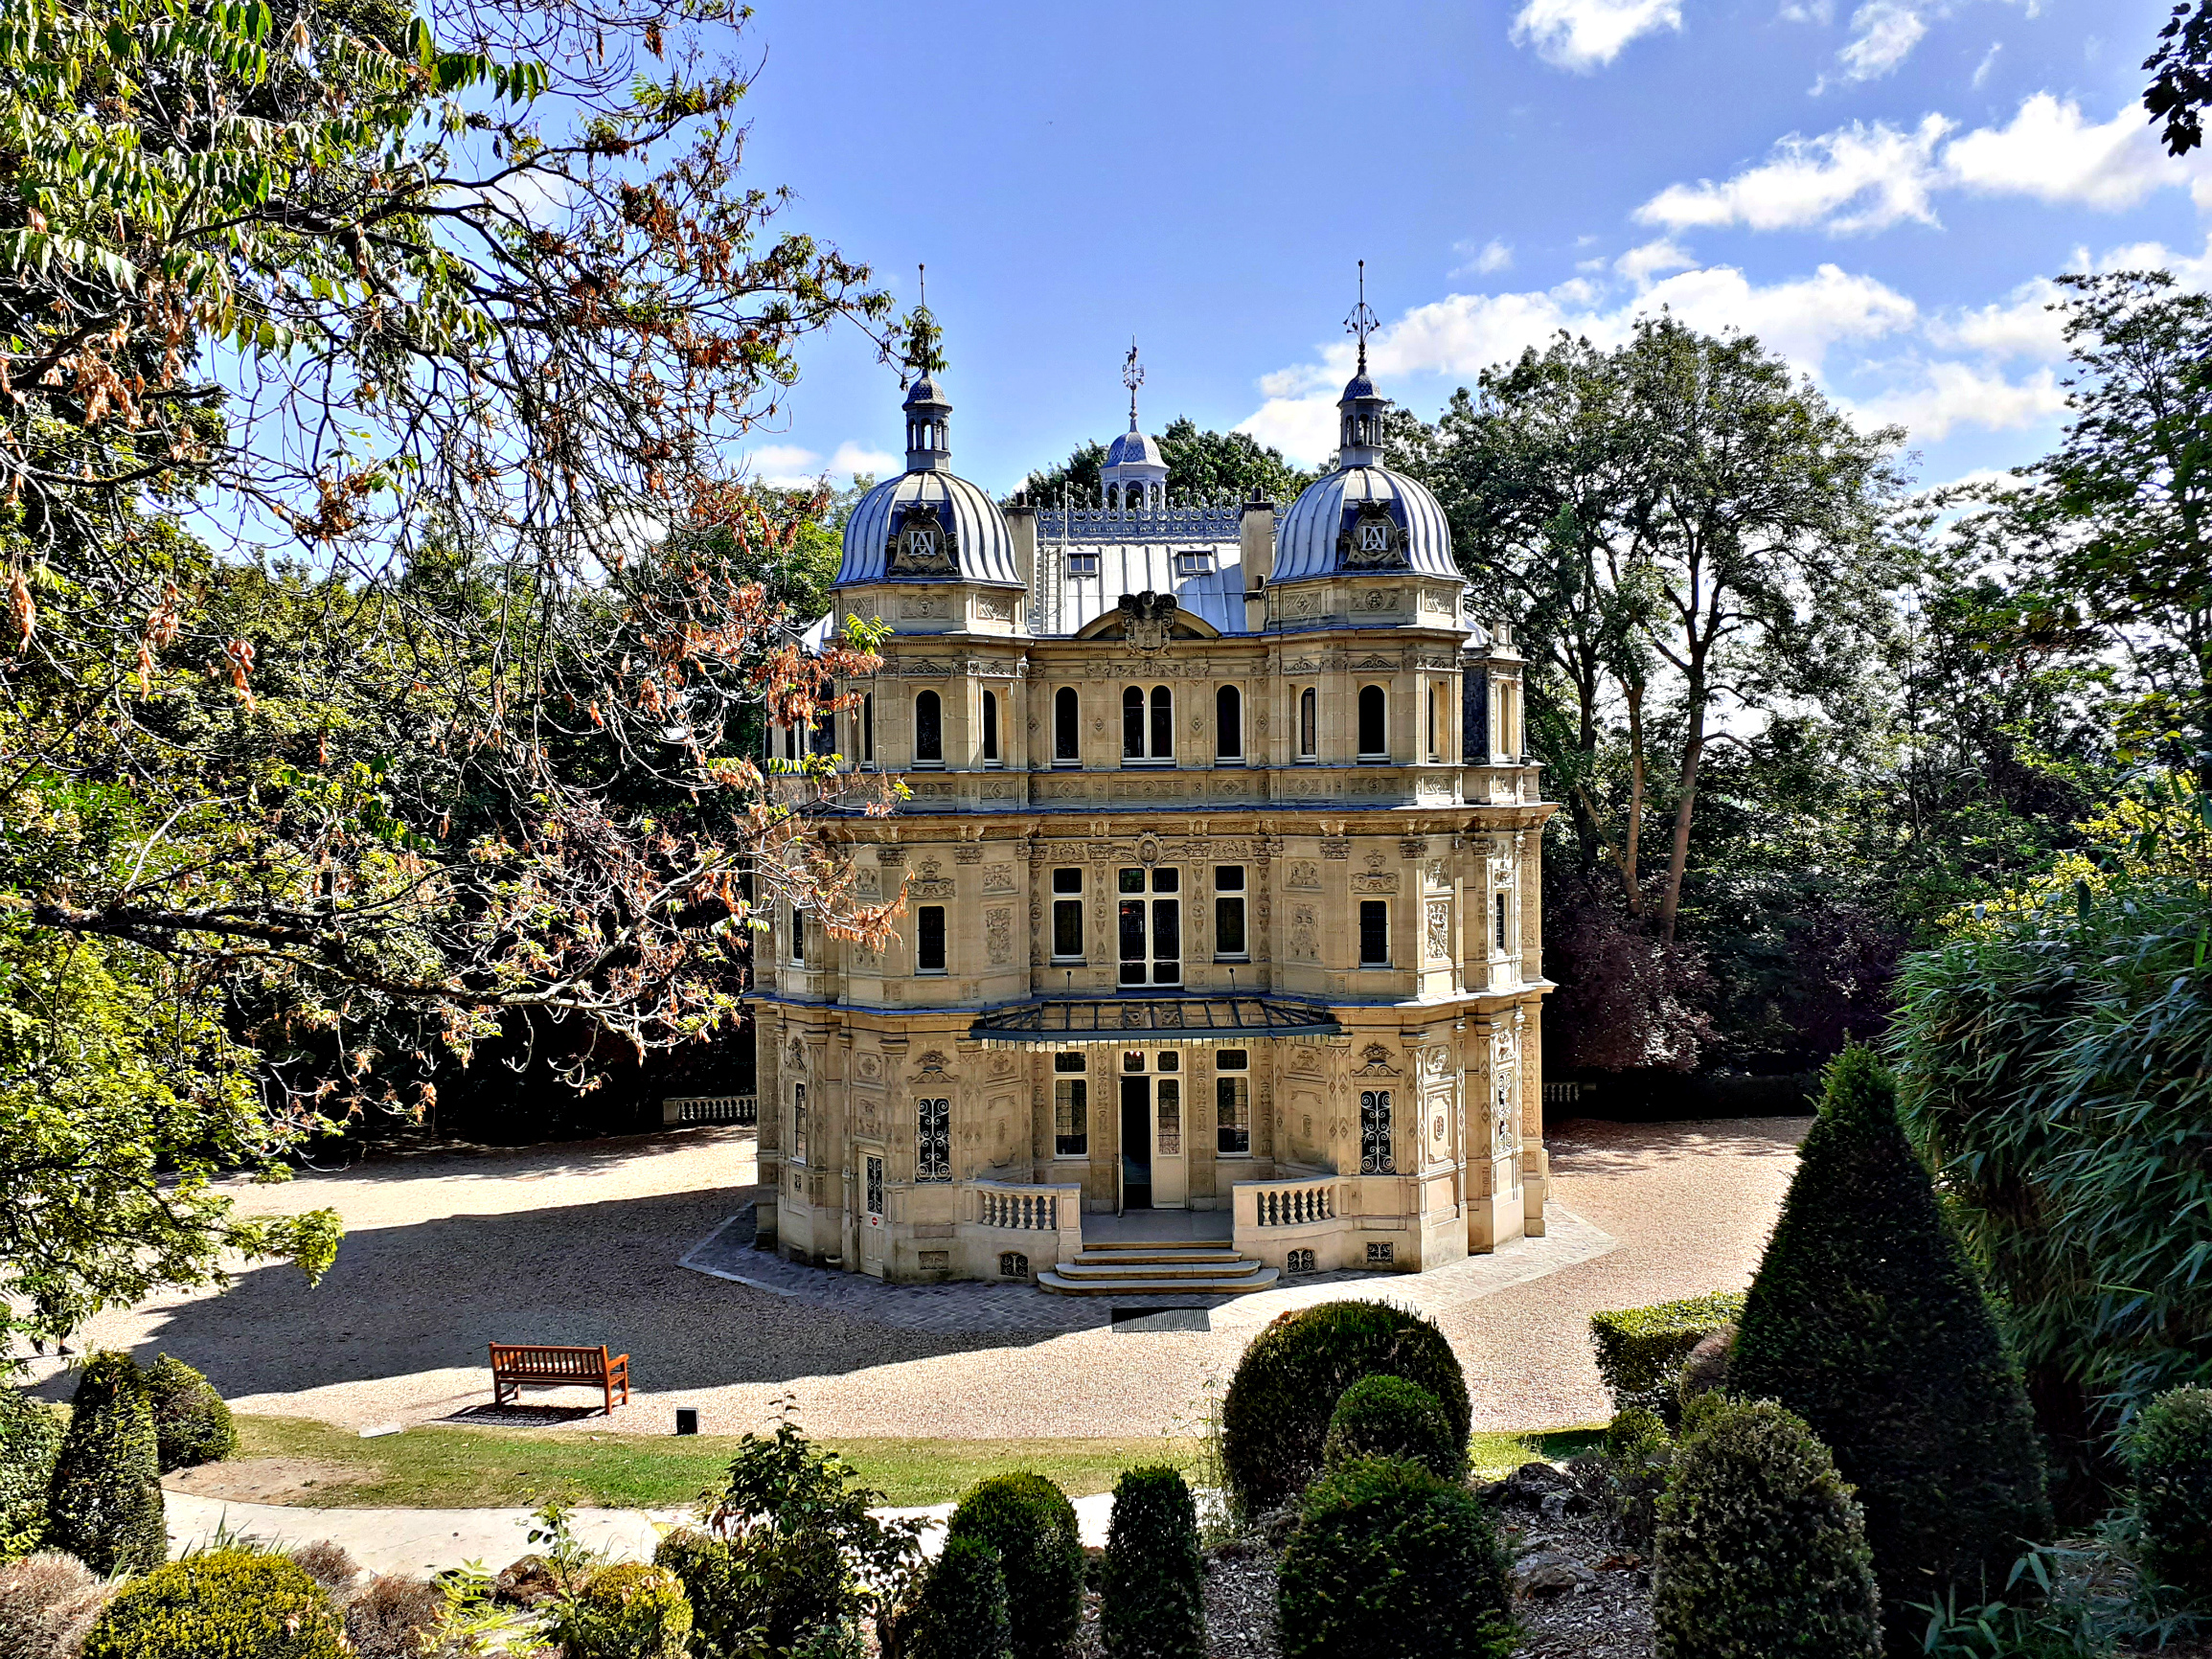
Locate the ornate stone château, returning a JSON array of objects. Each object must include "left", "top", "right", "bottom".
[{"left": 754, "top": 322, "right": 1555, "bottom": 1293}]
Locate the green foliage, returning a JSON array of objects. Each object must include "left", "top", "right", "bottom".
[
  {"left": 0, "top": 1391, "right": 63, "bottom": 1560},
  {"left": 80, "top": 1548, "right": 346, "bottom": 1659},
  {"left": 651, "top": 1528, "right": 764, "bottom": 1659},
  {"left": 1677, "top": 1324, "right": 1736, "bottom": 1410},
  {"left": 1603, "top": 1408, "right": 1674, "bottom": 1552},
  {"left": 2125, "top": 1385, "right": 2212, "bottom": 1602},
  {"left": 944, "top": 1472, "right": 1083, "bottom": 1659},
  {"left": 551, "top": 1562, "right": 693, "bottom": 1659},
  {"left": 905, "top": 1536, "right": 1011, "bottom": 1659},
  {"left": 1587, "top": 1292, "right": 1745, "bottom": 1424},
  {"left": 1320, "top": 1375, "right": 1462, "bottom": 1483},
  {"left": 1651, "top": 1397, "right": 1882, "bottom": 1659},
  {"left": 1100, "top": 1466, "right": 1204, "bottom": 1659},
  {"left": 1220, "top": 1301, "right": 1471, "bottom": 1514},
  {"left": 1895, "top": 806, "right": 2212, "bottom": 1510},
  {"left": 46, "top": 1352, "right": 165, "bottom": 1575},
  {"left": 1276, "top": 1456, "right": 1516, "bottom": 1659},
  {"left": 1018, "top": 419, "right": 1315, "bottom": 509},
  {"left": 1732, "top": 1048, "right": 2051, "bottom": 1648},
  {"left": 142, "top": 1354, "right": 237, "bottom": 1474}
]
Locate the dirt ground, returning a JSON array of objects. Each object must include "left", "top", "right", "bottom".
[{"left": 15, "top": 1115, "right": 1807, "bottom": 1441}]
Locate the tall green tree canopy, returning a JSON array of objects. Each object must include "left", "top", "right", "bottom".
[{"left": 1019, "top": 419, "right": 1315, "bottom": 508}]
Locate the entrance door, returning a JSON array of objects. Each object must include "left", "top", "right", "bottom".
[
  {"left": 1120, "top": 1077, "right": 1152, "bottom": 1209},
  {"left": 1152, "top": 1075, "right": 1188, "bottom": 1207}
]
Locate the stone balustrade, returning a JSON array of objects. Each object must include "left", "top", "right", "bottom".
[
  {"left": 967, "top": 1182, "right": 1078, "bottom": 1232},
  {"left": 661, "top": 1094, "right": 758, "bottom": 1126}
]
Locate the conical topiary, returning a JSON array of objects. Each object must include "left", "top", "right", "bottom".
[
  {"left": 45, "top": 1353, "right": 165, "bottom": 1575},
  {"left": 1652, "top": 1396, "right": 1881, "bottom": 1659},
  {"left": 906, "top": 1535, "right": 1011, "bottom": 1659},
  {"left": 1729, "top": 1047, "right": 2050, "bottom": 1650},
  {"left": 1100, "top": 1466, "right": 1205, "bottom": 1659}
]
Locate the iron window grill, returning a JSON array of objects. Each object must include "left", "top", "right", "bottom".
[
  {"left": 917, "top": 1098, "right": 950, "bottom": 1183},
  {"left": 1360, "top": 1089, "right": 1395, "bottom": 1174}
]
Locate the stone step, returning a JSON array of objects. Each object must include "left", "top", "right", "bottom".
[
  {"left": 1052, "top": 1257, "right": 1267, "bottom": 1281},
  {"left": 1058, "top": 1248, "right": 1248, "bottom": 1266},
  {"left": 1036, "top": 1267, "right": 1282, "bottom": 1296}
]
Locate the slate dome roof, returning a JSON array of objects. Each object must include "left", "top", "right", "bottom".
[
  {"left": 836, "top": 467, "right": 1018, "bottom": 587},
  {"left": 1272, "top": 463, "right": 1456, "bottom": 584},
  {"left": 1106, "top": 426, "right": 1166, "bottom": 469}
]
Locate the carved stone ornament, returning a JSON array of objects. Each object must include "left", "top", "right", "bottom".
[
  {"left": 786, "top": 1036, "right": 808, "bottom": 1072},
  {"left": 1340, "top": 502, "right": 1409, "bottom": 569},
  {"left": 1354, "top": 1043, "right": 1401, "bottom": 1078},
  {"left": 1118, "top": 589, "right": 1179, "bottom": 652},
  {"left": 914, "top": 1050, "right": 950, "bottom": 1079},
  {"left": 912, "top": 858, "right": 956, "bottom": 899},
  {"left": 887, "top": 504, "right": 958, "bottom": 576}
]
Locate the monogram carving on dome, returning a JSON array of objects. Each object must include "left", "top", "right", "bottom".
[
  {"left": 1339, "top": 502, "right": 1409, "bottom": 569},
  {"left": 888, "top": 504, "right": 958, "bottom": 576}
]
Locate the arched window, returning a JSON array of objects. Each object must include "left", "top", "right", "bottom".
[
  {"left": 914, "top": 690, "right": 943, "bottom": 764},
  {"left": 1055, "top": 687, "right": 1080, "bottom": 762},
  {"left": 982, "top": 689, "right": 999, "bottom": 763},
  {"left": 1215, "top": 685, "right": 1243, "bottom": 761},
  {"left": 1126, "top": 686, "right": 1172, "bottom": 762},
  {"left": 1122, "top": 686, "right": 1145, "bottom": 759},
  {"left": 1150, "top": 686, "right": 1173, "bottom": 760},
  {"left": 1357, "top": 685, "right": 1387, "bottom": 759},
  {"left": 1298, "top": 687, "right": 1317, "bottom": 760}
]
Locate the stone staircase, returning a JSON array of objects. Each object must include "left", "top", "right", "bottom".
[{"left": 1037, "top": 1239, "right": 1280, "bottom": 1297}]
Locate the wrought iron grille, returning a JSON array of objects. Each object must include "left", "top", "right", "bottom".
[
  {"left": 1359, "top": 1089, "right": 1395, "bottom": 1174},
  {"left": 917, "top": 1098, "right": 950, "bottom": 1183}
]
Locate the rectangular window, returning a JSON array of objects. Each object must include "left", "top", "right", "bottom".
[
  {"left": 1175, "top": 550, "right": 1215, "bottom": 575},
  {"left": 1157, "top": 1079, "right": 1181, "bottom": 1155},
  {"left": 1494, "top": 892, "right": 1510, "bottom": 954},
  {"left": 916, "top": 1098, "right": 950, "bottom": 1183},
  {"left": 865, "top": 1155, "right": 883, "bottom": 1217},
  {"left": 861, "top": 693, "right": 875, "bottom": 766},
  {"left": 1068, "top": 551, "right": 1100, "bottom": 576},
  {"left": 789, "top": 905, "right": 806, "bottom": 966},
  {"left": 1216, "top": 1050, "right": 1250, "bottom": 1155},
  {"left": 1117, "top": 867, "right": 1181, "bottom": 986},
  {"left": 792, "top": 1083, "right": 808, "bottom": 1164},
  {"left": 1214, "top": 865, "right": 1247, "bottom": 959},
  {"left": 917, "top": 905, "right": 946, "bottom": 974},
  {"left": 1052, "top": 868, "right": 1083, "bottom": 960},
  {"left": 1360, "top": 1088, "right": 1394, "bottom": 1174},
  {"left": 1054, "top": 1054, "right": 1088, "bottom": 1156},
  {"left": 1359, "top": 900, "right": 1390, "bottom": 967}
]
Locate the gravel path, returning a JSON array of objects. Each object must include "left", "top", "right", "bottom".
[{"left": 14, "top": 1116, "right": 1806, "bottom": 1440}]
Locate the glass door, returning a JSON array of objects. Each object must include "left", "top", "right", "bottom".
[
  {"left": 1117, "top": 1050, "right": 1188, "bottom": 1211},
  {"left": 1119, "top": 1075, "right": 1152, "bottom": 1209}
]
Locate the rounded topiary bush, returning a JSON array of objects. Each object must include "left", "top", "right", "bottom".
[
  {"left": 1221, "top": 1301, "right": 1471, "bottom": 1514},
  {"left": 1651, "top": 1397, "right": 1881, "bottom": 1659},
  {"left": 80, "top": 1549, "right": 346, "bottom": 1659},
  {"left": 1100, "top": 1466, "right": 1204, "bottom": 1659},
  {"left": 142, "top": 1355, "right": 237, "bottom": 1474},
  {"left": 1602, "top": 1407, "right": 1674, "bottom": 1552},
  {"left": 0, "top": 1390, "right": 64, "bottom": 1561},
  {"left": 2127, "top": 1384, "right": 2212, "bottom": 1602},
  {"left": 945, "top": 1472, "right": 1082, "bottom": 1659},
  {"left": 907, "top": 1535, "right": 1012, "bottom": 1659},
  {"left": 1321, "top": 1375, "right": 1462, "bottom": 1483},
  {"left": 1277, "top": 1456, "right": 1516, "bottom": 1659},
  {"left": 45, "top": 1352, "right": 164, "bottom": 1575},
  {"left": 555, "top": 1561, "right": 693, "bottom": 1659}
]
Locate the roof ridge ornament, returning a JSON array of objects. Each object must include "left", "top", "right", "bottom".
[{"left": 1344, "top": 259, "right": 1378, "bottom": 376}]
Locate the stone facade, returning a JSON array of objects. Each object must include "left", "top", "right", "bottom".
[{"left": 753, "top": 345, "right": 1555, "bottom": 1284}]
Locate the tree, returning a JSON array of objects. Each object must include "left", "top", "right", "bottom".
[
  {"left": 1730, "top": 1048, "right": 2050, "bottom": 1648},
  {"left": 1018, "top": 420, "right": 1313, "bottom": 507},
  {"left": 2145, "top": 1, "right": 2212, "bottom": 156}
]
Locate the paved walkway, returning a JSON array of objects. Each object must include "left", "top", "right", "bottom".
[
  {"left": 164, "top": 1489, "right": 1120, "bottom": 1578},
  {"left": 15, "top": 1116, "right": 1807, "bottom": 1440}
]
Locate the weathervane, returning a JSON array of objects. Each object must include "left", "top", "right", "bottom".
[
  {"left": 1122, "top": 337, "right": 1145, "bottom": 430},
  {"left": 1344, "top": 259, "right": 1378, "bottom": 375}
]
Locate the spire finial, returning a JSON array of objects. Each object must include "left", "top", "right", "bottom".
[
  {"left": 1344, "top": 259, "right": 1377, "bottom": 375},
  {"left": 1122, "top": 337, "right": 1145, "bottom": 431}
]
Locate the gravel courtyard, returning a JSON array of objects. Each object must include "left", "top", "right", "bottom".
[{"left": 17, "top": 1116, "right": 1807, "bottom": 1440}]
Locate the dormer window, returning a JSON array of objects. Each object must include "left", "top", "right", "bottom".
[
  {"left": 1175, "top": 550, "right": 1214, "bottom": 576},
  {"left": 1068, "top": 552, "right": 1099, "bottom": 577}
]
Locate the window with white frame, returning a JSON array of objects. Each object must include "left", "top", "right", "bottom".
[
  {"left": 1494, "top": 891, "right": 1511, "bottom": 954},
  {"left": 1357, "top": 684, "right": 1388, "bottom": 759},
  {"left": 859, "top": 693, "right": 875, "bottom": 766},
  {"left": 914, "top": 690, "right": 944, "bottom": 765},
  {"left": 1122, "top": 685, "right": 1173, "bottom": 763},
  {"left": 982, "top": 689, "right": 1000, "bottom": 765},
  {"left": 917, "top": 905, "right": 947, "bottom": 974},
  {"left": 1298, "top": 686, "right": 1318, "bottom": 760},
  {"left": 1216, "top": 1049, "right": 1250, "bottom": 1155},
  {"left": 1054, "top": 1053, "right": 1088, "bottom": 1156},
  {"left": 788, "top": 904, "right": 807, "bottom": 966},
  {"left": 1118, "top": 866, "right": 1181, "bottom": 986},
  {"left": 1054, "top": 687, "right": 1081, "bottom": 763},
  {"left": 1213, "top": 866, "right": 1247, "bottom": 960},
  {"left": 1051, "top": 869, "right": 1083, "bottom": 961},
  {"left": 1215, "top": 684, "right": 1243, "bottom": 761},
  {"left": 791, "top": 1083, "right": 808, "bottom": 1163},
  {"left": 1358, "top": 899, "right": 1390, "bottom": 966}
]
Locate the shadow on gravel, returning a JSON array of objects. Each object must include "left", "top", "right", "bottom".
[{"left": 1544, "top": 1116, "right": 1810, "bottom": 1179}]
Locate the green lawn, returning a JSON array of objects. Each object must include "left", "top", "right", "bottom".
[{"left": 228, "top": 1415, "right": 1605, "bottom": 1510}]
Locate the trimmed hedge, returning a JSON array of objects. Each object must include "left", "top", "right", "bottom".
[
  {"left": 0, "top": 1391, "right": 63, "bottom": 1561},
  {"left": 1320, "top": 1375, "right": 1462, "bottom": 1483},
  {"left": 45, "top": 1352, "right": 165, "bottom": 1575},
  {"left": 554, "top": 1562, "right": 693, "bottom": 1659},
  {"left": 1603, "top": 1408, "right": 1673, "bottom": 1553},
  {"left": 1676, "top": 1325, "right": 1735, "bottom": 1411},
  {"left": 1729, "top": 1047, "right": 2050, "bottom": 1651},
  {"left": 80, "top": 1549, "right": 345, "bottom": 1659},
  {"left": 142, "top": 1354, "right": 237, "bottom": 1474},
  {"left": 1100, "top": 1466, "right": 1204, "bottom": 1659},
  {"left": 1588, "top": 1292, "right": 1745, "bottom": 1424},
  {"left": 907, "top": 1536, "right": 1011, "bottom": 1659},
  {"left": 945, "top": 1472, "right": 1082, "bottom": 1659},
  {"left": 1221, "top": 1301, "right": 1471, "bottom": 1513},
  {"left": 1651, "top": 1397, "right": 1881, "bottom": 1659},
  {"left": 2127, "top": 1384, "right": 2212, "bottom": 1602},
  {"left": 1277, "top": 1456, "right": 1516, "bottom": 1659}
]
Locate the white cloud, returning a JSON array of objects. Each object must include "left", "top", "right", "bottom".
[
  {"left": 828, "top": 442, "right": 901, "bottom": 478},
  {"left": 1455, "top": 237, "right": 1516, "bottom": 276},
  {"left": 1615, "top": 237, "right": 1698, "bottom": 284},
  {"left": 1836, "top": 0, "right": 1928, "bottom": 80},
  {"left": 1922, "top": 279, "right": 2065, "bottom": 359},
  {"left": 1971, "top": 41, "right": 2001, "bottom": 87},
  {"left": 1637, "top": 95, "right": 2212, "bottom": 235},
  {"left": 1637, "top": 115, "right": 1953, "bottom": 234},
  {"left": 1510, "top": 0, "right": 1682, "bottom": 70},
  {"left": 745, "top": 441, "right": 900, "bottom": 488},
  {"left": 1849, "top": 360, "right": 2064, "bottom": 439}
]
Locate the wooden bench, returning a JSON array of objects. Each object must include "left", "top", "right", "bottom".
[{"left": 488, "top": 1343, "right": 630, "bottom": 1416}]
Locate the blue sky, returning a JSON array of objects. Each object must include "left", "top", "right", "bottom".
[{"left": 728, "top": 0, "right": 2208, "bottom": 498}]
